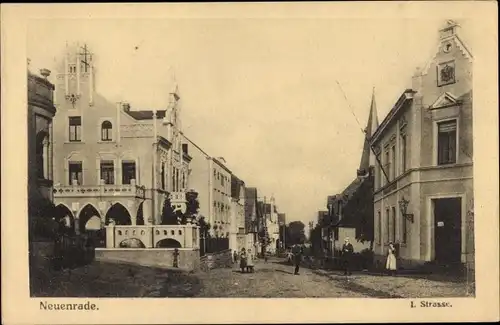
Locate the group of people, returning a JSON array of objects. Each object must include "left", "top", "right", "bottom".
[
  {"left": 234, "top": 248, "right": 255, "bottom": 273},
  {"left": 340, "top": 237, "right": 398, "bottom": 276}
]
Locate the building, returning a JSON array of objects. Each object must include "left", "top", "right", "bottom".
[
  {"left": 230, "top": 174, "right": 246, "bottom": 253},
  {"left": 185, "top": 137, "right": 233, "bottom": 238},
  {"left": 370, "top": 20, "right": 474, "bottom": 269},
  {"left": 51, "top": 43, "right": 197, "bottom": 249},
  {"left": 323, "top": 88, "right": 379, "bottom": 255},
  {"left": 244, "top": 187, "right": 259, "bottom": 251},
  {"left": 28, "top": 66, "right": 57, "bottom": 247}
]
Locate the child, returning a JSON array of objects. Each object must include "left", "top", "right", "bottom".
[{"left": 246, "top": 249, "right": 255, "bottom": 273}]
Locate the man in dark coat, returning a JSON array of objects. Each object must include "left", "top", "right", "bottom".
[
  {"left": 341, "top": 237, "right": 354, "bottom": 276},
  {"left": 293, "top": 245, "right": 304, "bottom": 275}
]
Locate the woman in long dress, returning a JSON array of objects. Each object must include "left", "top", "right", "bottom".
[
  {"left": 386, "top": 242, "right": 397, "bottom": 276},
  {"left": 246, "top": 249, "right": 255, "bottom": 273},
  {"left": 239, "top": 248, "right": 247, "bottom": 273}
]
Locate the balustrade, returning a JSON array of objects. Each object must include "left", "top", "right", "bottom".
[{"left": 53, "top": 183, "right": 146, "bottom": 199}]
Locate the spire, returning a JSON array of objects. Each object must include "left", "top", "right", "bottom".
[{"left": 358, "top": 87, "right": 380, "bottom": 173}]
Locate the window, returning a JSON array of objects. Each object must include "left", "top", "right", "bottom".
[
  {"left": 377, "top": 211, "right": 382, "bottom": 244},
  {"left": 172, "top": 167, "right": 176, "bottom": 191},
  {"left": 100, "top": 160, "right": 114, "bottom": 184},
  {"left": 221, "top": 174, "right": 224, "bottom": 186},
  {"left": 69, "top": 161, "right": 83, "bottom": 185},
  {"left": 385, "top": 151, "right": 390, "bottom": 182},
  {"left": 69, "top": 64, "right": 76, "bottom": 73},
  {"left": 175, "top": 168, "right": 180, "bottom": 191},
  {"left": 122, "top": 161, "right": 136, "bottom": 185},
  {"left": 385, "top": 208, "right": 390, "bottom": 243},
  {"left": 69, "top": 117, "right": 82, "bottom": 142},
  {"left": 402, "top": 212, "right": 408, "bottom": 244},
  {"left": 160, "top": 162, "right": 165, "bottom": 189},
  {"left": 391, "top": 146, "right": 396, "bottom": 180},
  {"left": 437, "top": 120, "right": 457, "bottom": 165},
  {"left": 101, "top": 120, "right": 112, "bottom": 141},
  {"left": 400, "top": 134, "right": 407, "bottom": 173},
  {"left": 182, "top": 172, "right": 186, "bottom": 190},
  {"left": 391, "top": 207, "right": 396, "bottom": 243},
  {"left": 35, "top": 131, "right": 48, "bottom": 179}
]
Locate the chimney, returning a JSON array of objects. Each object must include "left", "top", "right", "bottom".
[
  {"left": 40, "top": 68, "right": 51, "bottom": 79},
  {"left": 122, "top": 102, "right": 131, "bottom": 112}
]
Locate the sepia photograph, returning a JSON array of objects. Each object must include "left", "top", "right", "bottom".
[{"left": 2, "top": 2, "right": 499, "bottom": 324}]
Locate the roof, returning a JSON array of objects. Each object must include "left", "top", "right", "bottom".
[
  {"left": 358, "top": 89, "right": 380, "bottom": 173},
  {"left": 123, "top": 109, "right": 167, "bottom": 120}
]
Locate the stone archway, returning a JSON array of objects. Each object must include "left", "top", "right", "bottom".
[
  {"left": 78, "top": 204, "right": 101, "bottom": 232},
  {"left": 136, "top": 202, "right": 144, "bottom": 225},
  {"left": 53, "top": 204, "right": 75, "bottom": 234},
  {"left": 105, "top": 203, "right": 132, "bottom": 225},
  {"left": 156, "top": 238, "right": 182, "bottom": 248}
]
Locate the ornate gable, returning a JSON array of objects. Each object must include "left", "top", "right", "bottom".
[{"left": 429, "top": 92, "right": 460, "bottom": 109}]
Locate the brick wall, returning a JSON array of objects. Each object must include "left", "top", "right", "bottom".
[
  {"left": 199, "top": 249, "right": 232, "bottom": 272},
  {"left": 95, "top": 248, "right": 201, "bottom": 271}
]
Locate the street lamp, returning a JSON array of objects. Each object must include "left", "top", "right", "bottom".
[{"left": 398, "top": 196, "right": 414, "bottom": 223}]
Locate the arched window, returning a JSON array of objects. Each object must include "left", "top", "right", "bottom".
[{"left": 101, "top": 120, "right": 112, "bottom": 141}]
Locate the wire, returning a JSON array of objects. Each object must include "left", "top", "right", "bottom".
[{"left": 335, "top": 80, "right": 366, "bottom": 135}]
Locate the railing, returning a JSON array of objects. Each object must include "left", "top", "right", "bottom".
[
  {"left": 53, "top": 183, "right": 146, "bottom": 199},
  {"left": 199, "top": 237, "right": 229, "bottom": 256}
]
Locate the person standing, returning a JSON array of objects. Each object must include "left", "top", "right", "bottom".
[
  {"left": 293, "top": 245, "right": 303, "bottom": 275},
  {"left": 386, "top": 242, "right": 397, "bottom": 276},
  {"left": 246, "top": 249, "right": 255, "bottom": 273},
  {"left": 341, "top": 237, "right": 354, "bottom": 276},
  {"left": 240, "top": 248, "right": 247, "bottom": 273},
  {"left": 233, "top": 250, "right": 238, "bottom": 264}
]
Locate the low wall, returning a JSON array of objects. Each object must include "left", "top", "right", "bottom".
[
  {"left": 95, "top": 248, "right": 201, "bottom": 271},
  {"left": 200, "top": 249, "right": 232, "bottom": 272}
]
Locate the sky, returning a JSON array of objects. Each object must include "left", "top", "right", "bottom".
[{"left": 27, "top": 17, "right": 474, "bottom": 225}]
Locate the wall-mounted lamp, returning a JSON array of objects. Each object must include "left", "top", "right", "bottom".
[{"left": 398, "top": 196, "right": 414, "bottom": 223}]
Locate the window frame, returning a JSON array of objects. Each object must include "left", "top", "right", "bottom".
[
  {"left": 68, "top": 116, "right": 82, "bottom": 142},
  {"left": 434, "top": 117, "right": 459, "bottom": 166},
  {"left": 68, "top": 161, "right": 83, "bottom": 185},
  {"left": 100, "top": 160, "right": 115, "bottom": 185},
  {"left": 101, "top": 120, "right": 113, "bottom": 142},
  {"left": 122, "top": 160, "right": 137, "bottom": 185}
]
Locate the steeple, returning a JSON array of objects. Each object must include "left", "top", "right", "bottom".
[{"left": 357, "top": 88, "right": 379, "bottom": 175}]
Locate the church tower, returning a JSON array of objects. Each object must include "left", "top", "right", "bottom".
[
  {"left": 55, "top": 42, "right": 96, "bottom": 109},
  {"left": 357, "top": 88, "right": 379, "bottom": 177}
]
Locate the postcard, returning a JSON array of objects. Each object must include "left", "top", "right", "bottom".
[{"left": 1, "top": 2, "right": 498, "bottom": 324}]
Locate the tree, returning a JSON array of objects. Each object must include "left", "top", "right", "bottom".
[
  {"left": 161, "top": 195, "right": 176, "bottom": 225},
  {"left": 286, "top": 221, "right": 306, "bottom": 246},
  {"left": 185, "top": 190, "right": 200, "bottom": 217}
]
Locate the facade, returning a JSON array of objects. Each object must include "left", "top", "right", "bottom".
[
  {"left": 371, "top": 21, "right": 474, "bottom": 269},
  {"left": 28, "top": 68, "right": 56, "bottom": 242},
  {"left": 244, "top": 187, "right": 260, "bottom": 251},
  {"left": 230, "top": 174, "right": 246, "bottom": 253},
  {"left": 51, "top": 43, "right": 197, "bottom": 249},
  {"left": 184, "top": 136, "right": 233, "bottom": 238}
]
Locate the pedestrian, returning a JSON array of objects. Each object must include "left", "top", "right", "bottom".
[
  {"left": 240, "top": 248, "right": 247, "bottom": 273},
  {"left": 293, "top": 245, "right": 303, "bottom": 275},
  {"left": 233, "top": 250, "right": 238, "bottom": 264},
  {"left": 246, "top": 249, "right": 255, "bottom": 273},
  {"left": 341, "top": 237, "right": 354, "bottom": 276},
  {"left": 264, "top": 250, "right": 268, "bottom": 263},
  {"left": 386, "top": 242, "right": 397, "bottom": 276}
]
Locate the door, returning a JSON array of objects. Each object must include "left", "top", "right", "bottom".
[{"left": 434, "top": 198, "right": 462, "bottom": 265}]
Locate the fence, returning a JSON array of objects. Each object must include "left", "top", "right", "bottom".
[{"left": 199, "top": 237, "right": 229, "bottom": 256}]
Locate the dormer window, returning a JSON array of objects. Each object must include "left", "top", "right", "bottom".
[{"left": 101, "top": 120, "right": 112, "bottom": 141}]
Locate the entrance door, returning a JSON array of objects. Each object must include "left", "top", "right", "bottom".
[{"left": 434, "top": 197, "right": 462, "bottom": 265}]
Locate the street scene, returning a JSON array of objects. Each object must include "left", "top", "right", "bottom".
[{"left": 27, "top": 16, "right": 475, "bottom": 299}]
